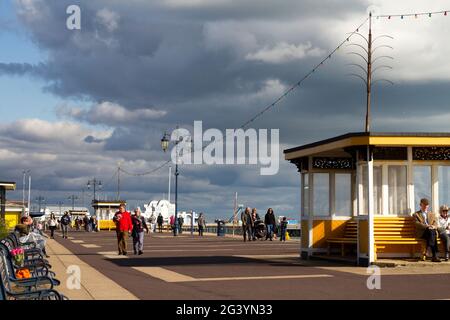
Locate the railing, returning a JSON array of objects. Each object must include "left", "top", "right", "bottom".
[
  {"left": 96, "top": 220, "right": 301, "bottom": 238},
  {"left": 181, "top": 224, "right": 301, "bottom": 238}
]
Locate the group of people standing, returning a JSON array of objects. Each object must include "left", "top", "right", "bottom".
[
  {"left": 241, "top": 207, "right": 288, "bottom": 242},
  {"left": 110, "top": 203, "right": 292, "bottom": 255},
  {"left": 46, "top": 212, "right": 96, "bottom": 239},
  {"left": 414, "top": 198, "right": 450, "bottom": 262},
  {"left": 169, "top": 214, "right": 185, "bottom": 234}
]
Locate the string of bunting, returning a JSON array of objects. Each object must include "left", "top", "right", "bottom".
[
  {"left": 116, "top": 18, "right": 371, "bottom": 176},
  {"left": 108, "top": 8, "right": 450, "bottom": 178},
  {"left": 375, "top": 10, "right": 449, "bottom": 20},
  {"left": 119, "top": 160, "right": 172, "bottom": 177},
  {"left": 91, "top": 169, "right": 118, "bottom": 194},
  {"left": 238, "top": 17, "right": 370, "bottom": 129},
  {"left": 188, "top": 8, "right": 450, "bottom": 157},
  {"left": 116, "top": 17, "right": 370, "bottom": 177}
]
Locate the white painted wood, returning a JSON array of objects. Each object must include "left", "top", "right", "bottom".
[
  {"left": 356, "top": 150, "right": 361, "bottom": 264},
  {"left": 367, "top": 146, "right": 375, "bottom": 264},
  {"left": 407, "top": 147, "right": 415, "bottom": 214},
  {"left": 308, "top": 171, "right": 314, "bottom": 255},
  {"left": 432, "top": 165, "right": 439, "bottom": 213},
  {"left": 382, "top": 164, "right": 389, "bottom": 215}
]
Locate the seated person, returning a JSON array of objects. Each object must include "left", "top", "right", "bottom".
[
  {"left": 413, "top": 198, "right": 440, "bottom": 262},
  {"left": 438, "top": 205, "right": 450, "bottom": 261},
  {"left": 15, "top": 216, "right": 50, "bottom": 258},
  {"left": 14, "top": 215, "right": 33, "bottom": 236}
]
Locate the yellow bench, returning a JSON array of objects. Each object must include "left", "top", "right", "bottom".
[
  {"left": 374, "top": 216, "right": 441, "bottom": 260},
  {"left": 98, "top": 220, "right": 116, "bottom": 231},
  {"left": 326, "top": 220, "right": 357, "bottom": 256}
]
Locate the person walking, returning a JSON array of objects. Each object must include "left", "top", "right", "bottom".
[
  {"left": 48, "top": 213, "right": 58, "bottom": 239},
  {"left": 198, "top": 213, "right": 206, "bottom": 236},
  {"left": 169, "top": 214, "right": 175, "bottom": 233},
  {"left": 92, "top": 216, "right": 98, "bottom": 232},
  {"left": 83, "top": 215, "right": 90, "bottom": 232},
  {"left": 60, "top": 211, "right": 71, "bottom": 239},
  {"left": 132, "top": 208, "right": 149, "bottom": 255},
  {"left": 149, "top": 213, "right": 156, "bottom": 233},
  {"left": 74, "top": 217, "right": 80, "bottom": 231},
  {"left": 251, "top": 208, "right": 260, "bottom": 241},
  {"left": 241, "top": 207, "right": 253, "bottom": 242},
  {"left": 178, "top": 215, "right": 184, "bottom": 234},
  {"left": 113, "top": 203, "right": 133, "bottom": 255},
  {"left": 89, "top": 216, "right": 95, "bottom": 232},
  {"left": 264, "top": 208, "right": 276, "bottom": 241},
  {"left": 279, "top": 217, "right": 288, "bottom": 242},
  {"left": 157, "top": 213, "right": 164, "bottom": 233}
]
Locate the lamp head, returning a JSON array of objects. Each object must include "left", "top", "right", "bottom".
[{"left": 161, "top": 132, "right": 170, "bottom": 152}]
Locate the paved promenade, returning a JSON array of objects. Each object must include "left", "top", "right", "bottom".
[{"left": 46, "top": 230, "right": 450, "bottom": 300}]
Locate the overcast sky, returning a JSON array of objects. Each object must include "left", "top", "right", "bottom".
[{"left": 1, "top": 0, "right": 450, "bottom": 219}]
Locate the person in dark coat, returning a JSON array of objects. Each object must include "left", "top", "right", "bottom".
[
  {"left": 264, "top": 208, "right": 277, "bottom": 241},
  {"left": 157, "top": 213, "right": 164, "bottom": 233},
  {"left": 197, "top": 213, "right": 206, "bottom": 237},
  {"left": 279, "top": 217, "right": 288, "bottom": 242},
  {"left": 178, "top": 216, "right": 184, "bottom": 234},
  {"left": 241, "top": 207, "right": 253, "bottom": 242},
  {"left": 251, "top": 208, "right": 260, "bottom": 241},
  {"left": 131, "top": 208, "right": 149, "bottom": 255}
]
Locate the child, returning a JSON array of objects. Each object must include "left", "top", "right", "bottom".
[{"left": 280, "top": 217, "right": 288, "bottom": 242}]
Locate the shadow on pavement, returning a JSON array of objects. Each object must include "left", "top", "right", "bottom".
[{"left": 106, "top": 255, "right": 357, "bottom": 268}]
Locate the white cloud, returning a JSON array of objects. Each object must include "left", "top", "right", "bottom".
[
  {"left": 96, "top": 8, "right": 120, "bottom": 32},
  {"left": 246, "top": 42, "right": 325, "bottom": 64},
  {"left": 163, "top": 0, "right": 229, "bottom": 8},
  {"left": 325, "top": 0, "right": 450, "bottom": 82},
  {"left": 14, "top": 0, "right": 46, "bottom": 21},
  {"left": 246, "top": 79, "right": 288, "bottom": 102},
  {"left": 58, "top": 101, "right": 167, "bottom": 127},
  {"left": 203, "top": 21, "right": 258, "bottom": 54},
  {"left": 0, "top": 118, "right": 112, "bottom": 146}
]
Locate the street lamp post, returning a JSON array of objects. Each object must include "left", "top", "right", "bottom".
[
  {"left": 68, "top": 195, "right": 79, "bottom": 210},
  {"left": 81, "top": 187, "right": 85, "bottom": 208},
  {"left": 21, "top": 171, "right": 32, "bottom": 215},
  {"left": 87, "top": 179, "right": 102, "bottom": 202},
  {"left": 35, "top": 196, "right": 45, "bottom": 212},
  {"left": 161, "top": 130, "right": 182, "bottom": 236},
  {"left": 22, "top": 170, "right": 30, "bottom": 210},
  {"left": 57, "top": 201, "right": 64, "bottom": 216}
]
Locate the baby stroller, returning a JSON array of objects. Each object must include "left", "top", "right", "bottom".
[{"left": 253, "top": 219, "right": 267, "bottom": 240}]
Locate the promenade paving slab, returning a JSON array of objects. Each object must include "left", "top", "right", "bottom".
[
  {"left": 46, "top": 239, "right": 138, "bottom": 300},
  {"left": 133, "top": 266, "right": 333, "bottom": 282},
  {"left": 49, "top": 230, "right": 450, "bottom": 300}
]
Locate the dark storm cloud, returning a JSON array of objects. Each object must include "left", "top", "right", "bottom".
[
  {"left": 9, "top": 0, "right": 367, "bottom": 107},
  {"left": 0, "top": 62, "right": 36, "bottom": 75},
  {"left": 4, "top": 0, "right": 450, "bottom": 219},
  {"left": 84, "top": 135, "right": 103, "bottom": 143}
]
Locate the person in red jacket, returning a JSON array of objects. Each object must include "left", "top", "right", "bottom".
[{"left": 113, "top": 203, "right": 133, "bottom": 255}]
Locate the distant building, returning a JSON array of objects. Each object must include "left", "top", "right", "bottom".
[
  {"left": 92, "top": 200, "right": 126, "bottom": 220},
  {"left": 0, "top": 181, "right": 17, "bottom": 227},
  {"left": 4, "top": 200, "right": 24, "bottom": 229},
  {"left": 43, "top": 206, "right": 91, "bottom": 219}
]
